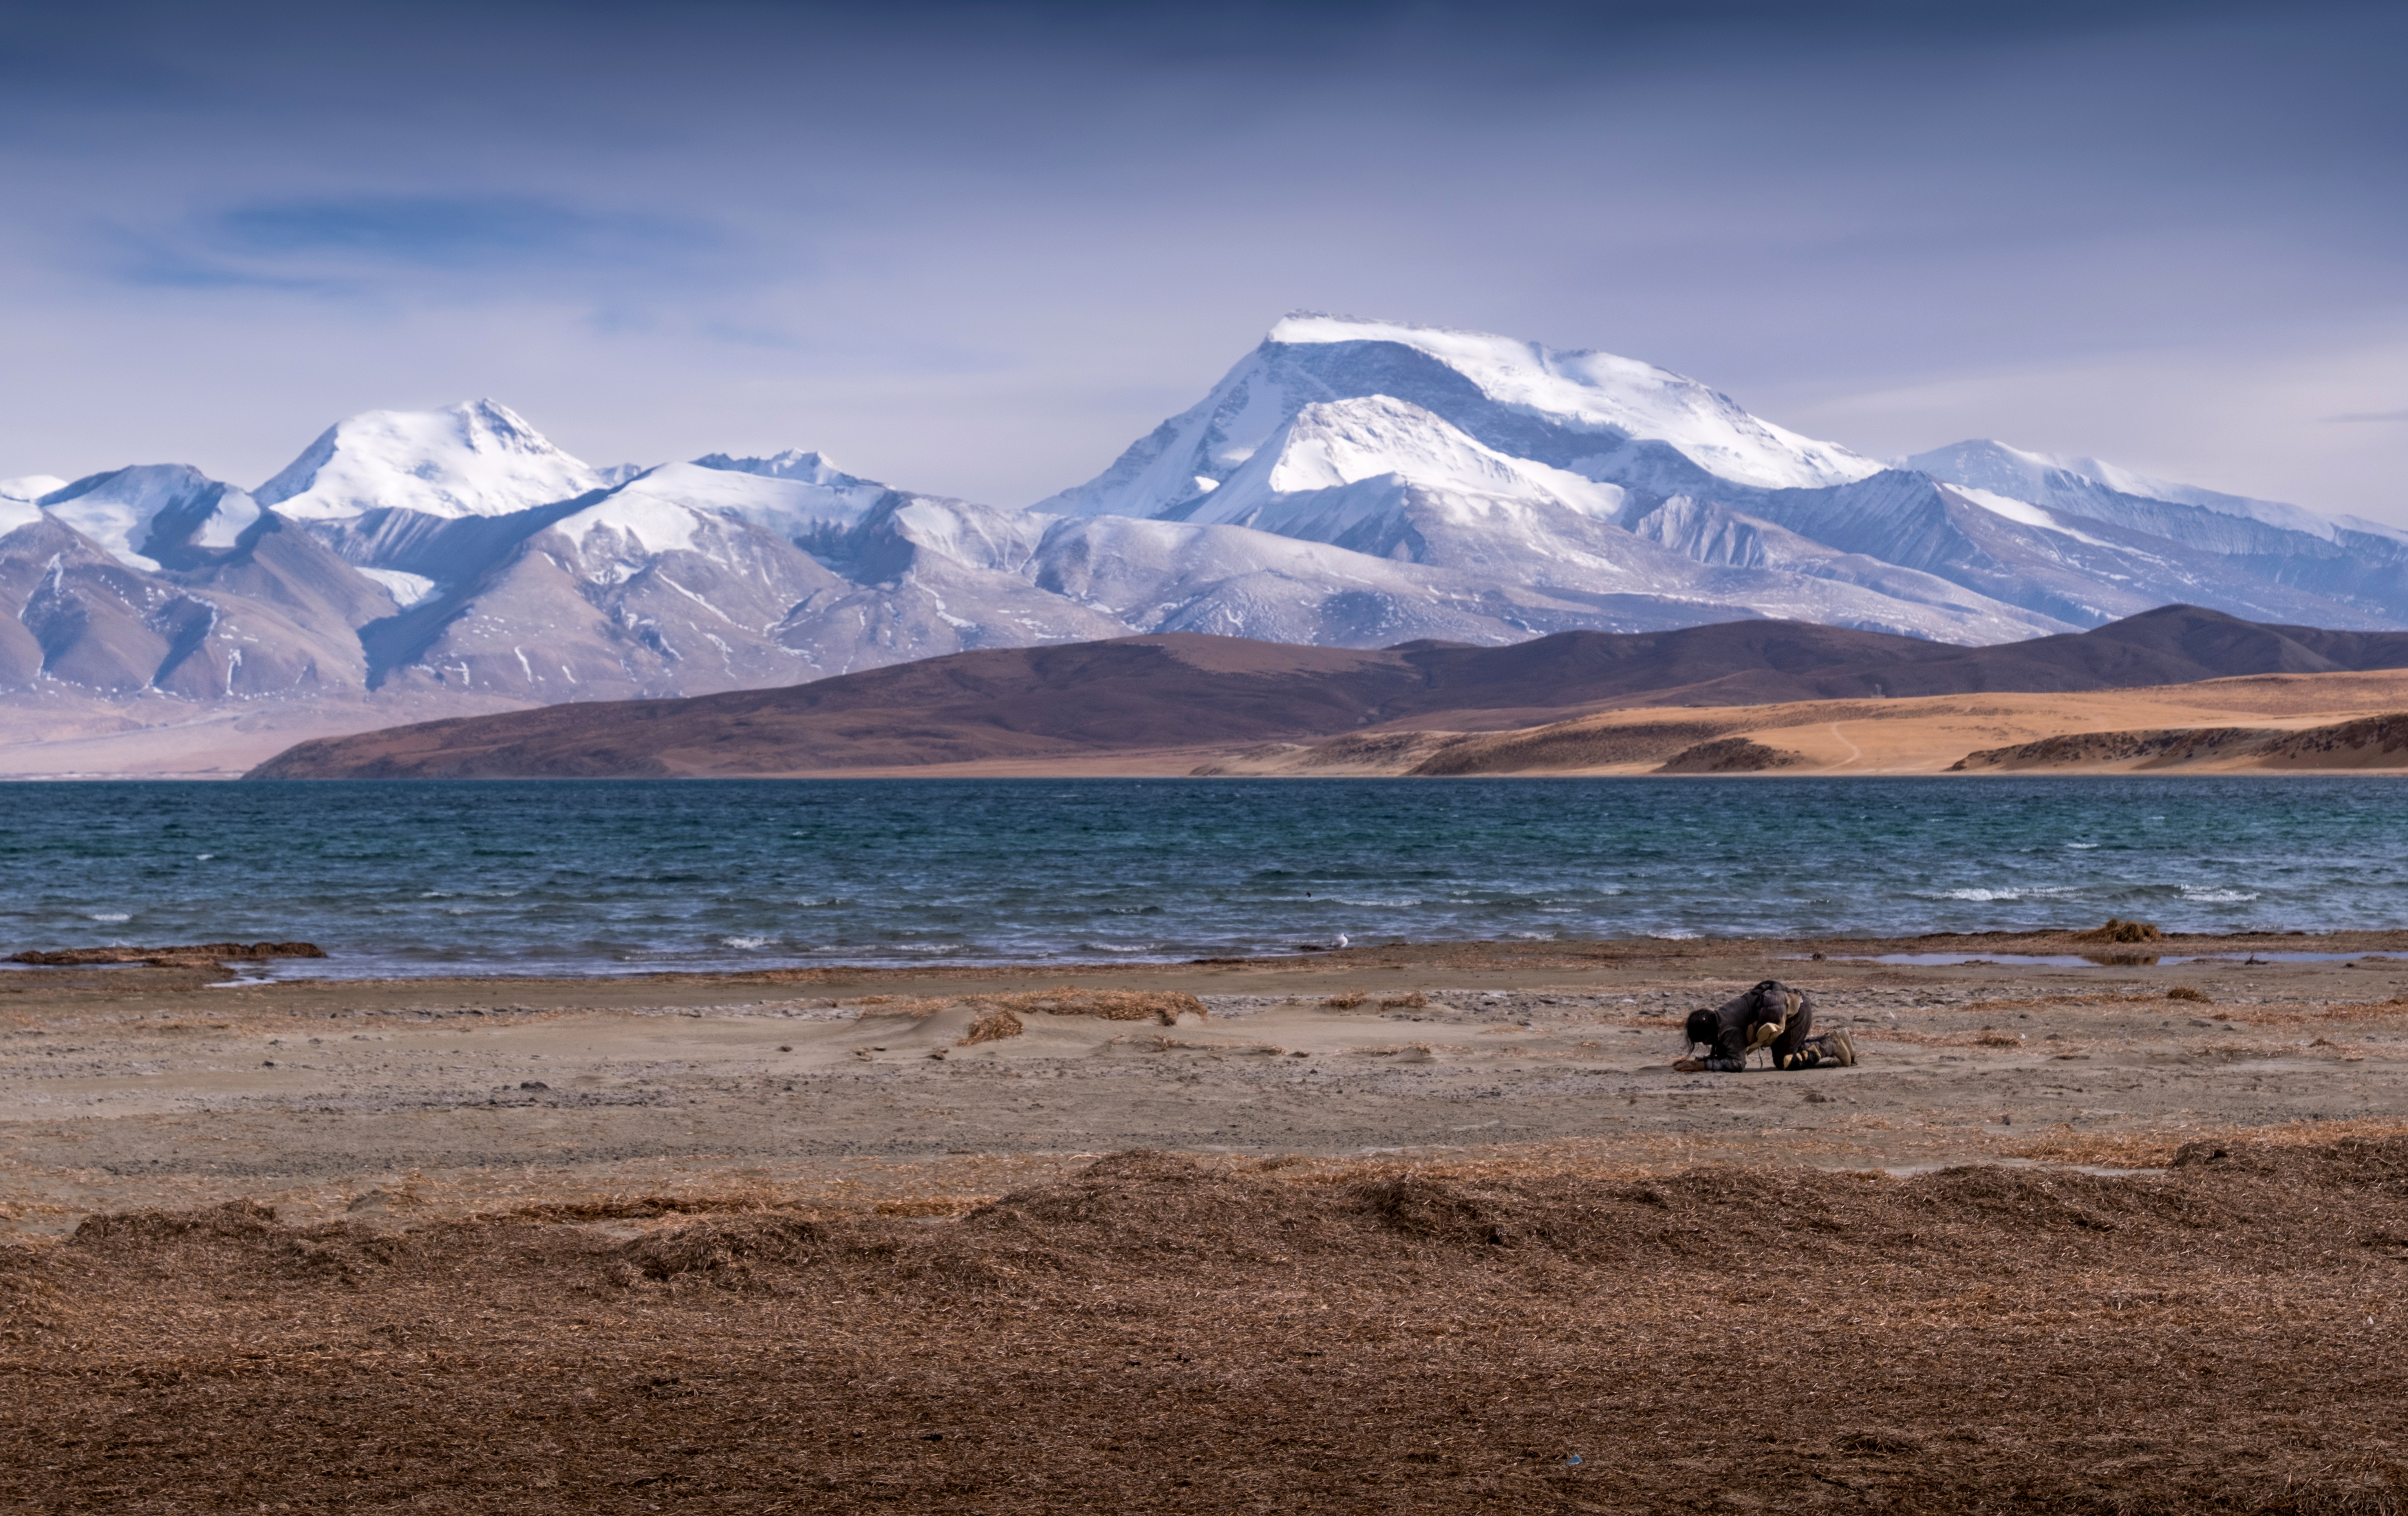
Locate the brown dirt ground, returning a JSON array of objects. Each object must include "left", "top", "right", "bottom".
[
  {"left": 5, "top": 1140, "right": 2407, "bottom": 1513},
  {"left": 6, "top": 933, "right": 2408, "bottom": 1510}
]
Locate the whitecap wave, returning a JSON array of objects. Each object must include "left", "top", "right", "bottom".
[
  {"left": 1937, "top": 888, "right": 2019, "bottom": 902},
  {"left": 89, "top": 911, "right": 130, "bottom": 922},
  {"left": 2065, "top": 842, "right": 2099, "bottom": 850},
  {"left": 720, "top": 935, "right": 772, "bottom": 949},
  {"left": 2180, "top": 886, "right": 2261, "bottom": 903}
]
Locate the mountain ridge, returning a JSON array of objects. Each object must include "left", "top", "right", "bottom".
[{"left": 244, "top": 605, "right": 2408, "bottom": 779}]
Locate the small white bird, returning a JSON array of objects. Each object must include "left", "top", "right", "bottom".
[{"left": 1335, "top": 933, "right": 1350, "bottom": 949}]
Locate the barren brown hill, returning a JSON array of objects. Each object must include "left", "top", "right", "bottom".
[
  {"left": 1207, "top": 670, "right": 2408, "bottom": 777},
  {"left": 246, "top": 605, "right": 2408, "bottom": 779},
  {"left": 1953, "top": 711, "right": 2408, "bottom": 772}
]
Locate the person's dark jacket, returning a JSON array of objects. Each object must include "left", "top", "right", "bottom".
[{"left": 1690, "top": 979, "right": 1816, "bottom": 1072}]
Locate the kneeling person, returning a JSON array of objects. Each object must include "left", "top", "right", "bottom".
[{"left": 1674, "top": 979, "right": 1854, "bottom": 1072}]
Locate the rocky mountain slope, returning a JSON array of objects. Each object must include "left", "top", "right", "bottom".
[{"left": 8, "top": 316, "right": 2405, "bottom": 772}]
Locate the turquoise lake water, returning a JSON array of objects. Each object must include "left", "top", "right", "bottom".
[{"left": 0, "top": 777, "right": 2400, "bottom": 977}]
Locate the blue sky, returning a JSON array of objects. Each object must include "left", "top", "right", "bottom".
[{"left": 2, "top": 0, "right": 2402, "bottom": 520}]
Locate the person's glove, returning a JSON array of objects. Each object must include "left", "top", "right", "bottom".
[{"left": 1672, "top": 1057, "right": 1706, "bottom": 1073}]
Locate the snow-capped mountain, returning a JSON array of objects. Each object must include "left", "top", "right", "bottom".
[
  {"left": 5, "top": 312, "right": 2402, "bottom": 773},
  {"left": 1040, "top": 315, "right": 2407, "bottom": 636},
  {"left": 1038, "top": 312, "right": 1882, "bottom": 523},
  {"left": 259, "top": 399, "right": 603, "bottom": 522},
  {"left": 1905, "top": 440, "right": 2408, "bottom": 547},
  {"left": 35, "top": 464, "right": 263, "bottom": 570}
]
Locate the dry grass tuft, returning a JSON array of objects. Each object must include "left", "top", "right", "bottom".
[
  {"left": 872, "top": 1196, "right": 996, "bottom": 1219},
  {"left": 2228, "top": 995, "right": 2408, "bottom": 1026},
  {"left": 617, "top": 1214, "right": 824, "bottom": 1285},
  {"left": 2072, "top": 916, "right": 2163, "bottom": 943},
  {"left": 2008, "top": 1116, "right": 2408, "bottom": 1169},
  {"left": 498, "top": 1191, "right": 789, "bottom": 1224},
  {"left": 2167, "top": 984, "right": 2213, "bottom": 1002},
  {"left": 1350, "top": 1173, "right": 1499, "bottom": 1245},
  {"left": 1322, "top": 992, "right": 1368, "bottom": 1009},
  {"left": 987, "top": 986, "right": 1205, "bottom": 1024},
  {"left": 1379, "top": 992, "right": 1429, "bottom": 1010},
  {"left": 958, "top": 1006, "right": 1024, "bottom": 1045},
  {"left": 853, "top": 987, "right": 1205, "bottom": 1028},
  {"left": 69, "top": 1198, "right": 279, "bottom": 1247},
  {"left": 0, "top": 1247, "right": 72, "bottom": 1341}
]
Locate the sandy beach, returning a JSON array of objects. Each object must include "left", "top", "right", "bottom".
[
  {"left": 5, "top": 933, "right": 2407, "bottom": 1510},
  {"left": 6, "top": 933, "right": 2408, "bottom": 1227}
]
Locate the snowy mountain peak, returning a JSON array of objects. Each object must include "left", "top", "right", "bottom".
[
  {"left": 1265, "top": 314, "right": 1880, "bottom": 491},
  {"left": 255, "top": 398, "right": 603, "bottom": 522},
  {"left": 1, "top": 475, "right": 67, "bottom": 535},
  {"left": 579, "top": 459, "right": 894, "bottom": 550},
  {"left": 1, "top": 474, "right": 66, "bottom": 503},
  {"left": 1038, "top": 314, "right": 1880, "bottom": 521},
  {"left": 694, "top": 449, "right": 874, "bottom": 488},
  {"left": 37, "top": 464, "right": 261, "bottom": 570}
]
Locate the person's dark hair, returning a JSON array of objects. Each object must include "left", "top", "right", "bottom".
[{"left": 1684, "top": 1008, "right": 1714, "bottom": 1048}]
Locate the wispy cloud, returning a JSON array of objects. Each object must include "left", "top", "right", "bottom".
[
  {"left": 98, "top": 194, "right": 728, "bottom": 298},
  {"left": 213, "top": 195, "right": 714, "bottom": 270},
  {"left": 2324, "top": 408, "right": 2408, "bottom": 423}
]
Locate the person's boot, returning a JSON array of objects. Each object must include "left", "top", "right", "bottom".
[{"left": 1825, "top": 1029, "right": 1856, "bottom": 1068}]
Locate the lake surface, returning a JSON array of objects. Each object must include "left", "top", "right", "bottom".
[{"left": 1, "top": 777, "right": 2402, "bottom": 978}]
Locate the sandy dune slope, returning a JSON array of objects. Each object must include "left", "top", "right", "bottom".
[{"left": 1216, "top": 668, "right": 2408, "bottom": 776}]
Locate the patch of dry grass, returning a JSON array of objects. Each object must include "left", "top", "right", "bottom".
[
  {"left": 13, "top": 1137, "right": 2408, "bottom": 1513},
  {"left": 2226, "top": 995, "right": 2408, "bottom": 1026},
  {"left": 2007, "top": 1116, "right": 2408, "bottom": 1168},
  {"left": 850, "top": 987, "right": 1207, "bottom": 1033},
  {"left": 2071, "top": 916, "right": 2164, "bottom": 943},
  {"left": 959, "top": 1006, "right": 1024, "bottom": 1044},
  {"left": 871, "top": 1197, "right": 996, "bottom": 1219}
]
